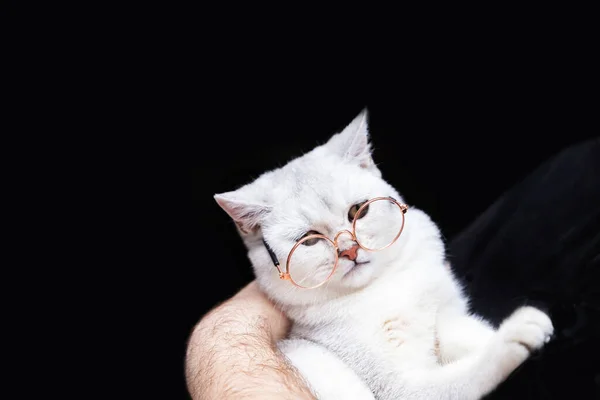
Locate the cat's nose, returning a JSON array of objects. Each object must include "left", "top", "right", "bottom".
[{"left": 339, "top": 243, "right": 359, "bottom": 261}]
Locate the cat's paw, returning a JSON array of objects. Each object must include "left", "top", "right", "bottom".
[
  {"left": 498, "top": 306, "right": 554, "bottom": 354},
  {"left": 461, "top": 307, "right": 554, "bottom": 396},
  {"left": 383, "top": 317, "right": 409, "bottom": 348}
]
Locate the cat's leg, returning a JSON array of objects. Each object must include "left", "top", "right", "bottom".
[
  {"left": 399, "top": 306, "right": 554, "bottom": 400},
  {"left": 278, "top": 338, "right": 376, "bottom": 400},
  {"left": 435, "top": 306, "right": 496, "bottom": 364}
]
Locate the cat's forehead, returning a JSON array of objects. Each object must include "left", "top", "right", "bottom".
[{"left": 263, "top": 151, "right": 372, "bottom": 209}]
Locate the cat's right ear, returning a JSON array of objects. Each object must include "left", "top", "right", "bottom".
[
  {"left": 326, "top": 108, "right": 377, "bottom": 171},
  {"left": 214, "top": 192, "right": 270, "bottom": 235}
]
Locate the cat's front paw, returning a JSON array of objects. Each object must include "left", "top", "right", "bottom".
[{"left": 498, "top": 306, "right": 554, "bottom": 356}]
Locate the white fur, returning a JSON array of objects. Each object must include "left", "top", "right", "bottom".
[{"left": 215, "top": 109, "right": 554, "bottom": 400}]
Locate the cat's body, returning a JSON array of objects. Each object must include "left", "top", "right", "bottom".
[
  {"left": 215, "top": 110, "right": 553, "bottom": 399},
  {"left": 279, "top": 207, "right": 462, "bottom": 400}
]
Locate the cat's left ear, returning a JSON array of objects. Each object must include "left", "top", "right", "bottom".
[{"left": 327, "top": 108, "right": 376, "bottom": 170}]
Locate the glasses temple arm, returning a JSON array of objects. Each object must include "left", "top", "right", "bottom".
[
  {"left": 388, "top": 196, "right": 408, "bottom": 214},
  {"left": 262, "top": 238, "right": 281, "bottom": 268}
]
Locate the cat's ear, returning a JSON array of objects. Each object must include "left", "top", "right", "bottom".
[
  {"left": 214, "top": 192, "right": 270, "bottom": 235},
  {"left": 327, "top": 108, "right": 375, "bottom": 169}
]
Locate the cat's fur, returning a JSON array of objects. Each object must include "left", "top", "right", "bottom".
[{"left": 214, "top": 110, "right": 554, "bottom": 400}]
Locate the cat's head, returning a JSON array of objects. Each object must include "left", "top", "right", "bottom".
[{"left": 214, "top": 110, "right": 407, "bottom": 306}]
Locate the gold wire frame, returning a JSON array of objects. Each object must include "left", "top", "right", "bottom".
[{"left": 274, "top": 197, "right": 408, "bottom": 289}]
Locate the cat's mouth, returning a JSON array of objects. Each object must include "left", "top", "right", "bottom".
[{"left": 342, "top": 260, "right": 370, "bottom": 277}]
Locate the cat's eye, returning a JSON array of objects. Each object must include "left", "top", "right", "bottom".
[
  {"left": 300, "top": 230, "right": 321, "bottom": 246},
  {"left": 348, "top": 201, "right": 369, "bottom": 222}
]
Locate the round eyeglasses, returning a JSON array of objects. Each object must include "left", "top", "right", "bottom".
[{"left": 263, "top": 196, "right": 408, "bottom": 289}]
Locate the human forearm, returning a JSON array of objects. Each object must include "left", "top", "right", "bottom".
[{"left": 185, "top": 283, "right": 316, "bottom": 399}]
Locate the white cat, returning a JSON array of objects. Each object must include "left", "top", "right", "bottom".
[{"left": 214, "top": 109, "right": 554, "bottom": 400}]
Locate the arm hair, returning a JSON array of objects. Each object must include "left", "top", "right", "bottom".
[{"left": 185, "top": 290, "right": 316, "bottom": 399}]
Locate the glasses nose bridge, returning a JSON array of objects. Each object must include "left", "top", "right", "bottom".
[{"left": 333, "top": 229, "right": 355, "bottom": 247}]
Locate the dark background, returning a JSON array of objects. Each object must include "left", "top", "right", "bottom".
[
  {"left": 172, "top": 76, "right": 595, "bottom": 397},
  {"left": 18, "top": 7, "right": 597, "bottom": 399}
]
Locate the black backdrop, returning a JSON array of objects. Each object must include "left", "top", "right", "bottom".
[
  {"left": 164, "top": 71, "right": 596, "bottom": 398},
  {"left": 23, "top": 8, "right": 596, "bottom": 399}
]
